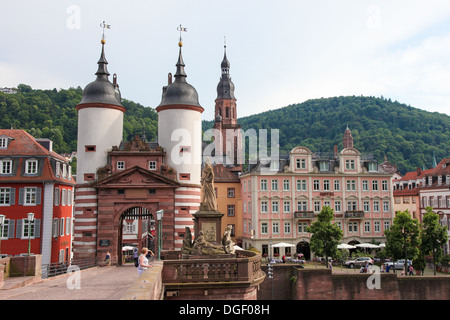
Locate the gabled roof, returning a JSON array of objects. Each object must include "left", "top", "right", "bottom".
[
  {"left": 0, "top": 129, "right": 75, "bottom": 185},
  {"left": 213, "top": 164, "right": 240, "bottom": 183}
]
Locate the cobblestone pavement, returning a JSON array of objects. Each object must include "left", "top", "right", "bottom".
[{"left": 0, "top": 264, "right": 140, "bottom": 300}]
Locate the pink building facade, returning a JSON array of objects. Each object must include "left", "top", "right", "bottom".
[{"left": 240, "top": 129, "right": 395, "bottom": 259}]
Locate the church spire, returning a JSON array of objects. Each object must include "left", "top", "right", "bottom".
[
  {"left": 343, "top": 125, "right": 353, "bottom": 149},
  {"left": 216, "top": 41, "right": 236, "bottom": 100},
  {"left": 95, "top": 40, "right": 110, "bottom": 78}
]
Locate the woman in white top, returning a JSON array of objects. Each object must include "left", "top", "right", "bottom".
[{"left": 137, "top": 247, "right": 153, "bottom": 276}]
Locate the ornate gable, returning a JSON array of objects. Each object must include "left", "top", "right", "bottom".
[{"left": 94, "top": 165, "right": 179, "bottom": 189}]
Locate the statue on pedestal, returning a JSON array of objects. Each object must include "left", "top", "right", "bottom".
[{"left": 199, "top": 158, "right": 217, "bottom": 212}]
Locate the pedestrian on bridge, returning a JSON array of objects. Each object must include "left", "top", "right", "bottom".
[{"left": 137, "top": 247, "right": 153, "bottom": 276}]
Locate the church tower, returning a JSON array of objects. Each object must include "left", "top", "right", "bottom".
[
  {"left": 212, "top": 44, "right": 242, "bottom": 168},
  {"left": 156, "top": 38, "right": 204, "bottom": 247},
  {"left": 343, "top": 125, "right": 354, "bottom": 149}
]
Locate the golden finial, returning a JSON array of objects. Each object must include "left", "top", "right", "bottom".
[
  {"left": 177, "top": 24, "right": 187, "bottom": 48},
  {"left": 100, "top": 21, "right": 110, "bottom": 44}
]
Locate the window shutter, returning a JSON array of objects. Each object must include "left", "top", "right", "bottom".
[
  {"left": 9, "top": 188, "right": 15, "bottom": 205},
  {"left": 36, "top": 188, "right": 41, "bottom": 205},
  {"left": 16, "top": 219, "right": 22, "bottom": 238},
  {"left": 34, "top": 219, "right": 41, "bottom": 238},
  {"left": 18, "top": 188, "right": 24, "bottom": 205},
  {"left": 8, "top": 220, "right": 15, "bottom": 238}
]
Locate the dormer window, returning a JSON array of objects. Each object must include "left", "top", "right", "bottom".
[
  {"left": 296, "top": 158, "right": 306, "bottom": 170},
  {"left": 0, "top": 137, "right": 7, "bottom": 149},
  {"left": 0, "top": 159, "right": 12, "bottom": 174},
  {"left": 368, "top": 162, "right": 378, "bottom": 172},
  {"left": 25, "top": 159, "right": 38, "bottom": 174},
  {"left": 345, "top": 159, "right": 355, "bottom": 170}
]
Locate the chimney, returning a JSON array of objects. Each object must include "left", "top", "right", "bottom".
[
  {"left": 417, "top": 167, "right": 421, "bottom": 176},
  {"left": 334, "top": 145, "right": 338, "bottom": 158}
]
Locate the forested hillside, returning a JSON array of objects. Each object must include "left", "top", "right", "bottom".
[
  {"left": 204, "top": 96, "right": 450, "bottom": 174},
  {"left": 1, "top": 85, "right": 448, "bottom": 175},
  {"left": 0, "top": 84, "right": 158, "bottom": 154}
]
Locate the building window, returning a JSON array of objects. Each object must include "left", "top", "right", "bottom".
[
  {"left": 261, "top": 223, "right": 268, "bottom": 234},
  {"left": 272, "top": 222, "right": 279, "bottom": 234},
  {"left": 297, "top": 180, "right": 307, "bottom": 191},
  {"left": 22, "top": 218, "right": 35, "bottom": 239},
  {"left": 52, "top": 219, "right": 59, "bottom": 237},
  {"left": 384, "top": 221, "right": 390, "bottom": 231},
  {"left": 347, "top": 201, "right": 357, "bottom": 211},
  {"left": 227, "top": 205, "right": 235, "bottom": 217},
  {"left": 24, "top": 187, "right": 37, "bottom": 205},
  {"left": 373, "top": 201, "right": 380, "bottom": 212},
  {"left": 319, "top": 161, "right": 329, "bottom": 171},
  {"left": 374, "top": 221, "right": 381, "bottom": 233},
  {"left": 271, "top": 179, "right": 278, "bottom": 191},
  {"left": 363, "top": 201, "right": 370, "bottom": 212},
  {"left": 261, "top": 201, "right": 268, "bottom": 213},
  {"left": 334, "top": 180, "right": 340, "bottom": 191},
  {"left": 382, "top": 180, "right": 388, "bottom": 191},
  {"left": 260, "top": 179, "right": 267, "bottom": 191},
  {"left": 283, "top": 179, "right": 290, "bottom": 191},
  {"left": 25, "top": 159, "right": 38, "bottom": 174},
  {"left": 0, "top": 138, "right": 7, "bottom": 149},
  {"left": 372, "top": 180, "right": 379, "bottom": 191},
  {"left": 227, "top": 188, "right": 235, "bottom": 198},
  {"left": 345, "top": 159, "right": 355, "bottom": 170},
  {"left": 323, "top": 180, "right": 330, "bottom": 191},
  {"left": 149, "top": 161, "right": 157, "bottom": 170},
  {"left": 297, "top": 201, "right": 308, "bottom": 211},
  {"left": 60, "top": 218, "right": 65, "bottom": 236},
  {"left": 364, "top": 221, "right": 370, "bottom": 233},
  {"left": 346, "top": 180, "right": 356, "bottom": 191},
  {"left": 334, "top": 201, "right": 341, "bottom": 212},
  {"left": 284, "top": 222, "right": 291, "bottom": 234},
  {"left": 272, "top": 201, "right": 279, "bottom": 213},
  {"left": 313, "top": 180, "right": 320, "bottom": 191},
  {"left": 117, "top": 161, "right": 125, "bottom": 170},
  {"left": 0, "top": 188, "right": 12, "bottom": 205},
  {"left": 362, "top": 180, "right": 368, "bottom": 191},
  {"left": 383, "top": 201, "right": 389, "bottom": 212},
  {"left": 0, "top": 219, "right": 10, "bottom": 239},
  {"left": 314, "top": 201, "right": 321, "bottom": 212},
  {"left": 54, "top": 188, "right": 60, "bottom": 206},
  {"left": 298, "top": 222, "right": 308, "bottom": 233},
  {"left": 85, "top": 145, "right": 96, "bottom": 152},
  {"left": 368, "top": 162, "right": 377, "bottom": 172},
  {"left": 0, "top": 160, "right": 12, "bottom": 174},
  {"left": 179, "top": 173, "right": 190, "bottom": 180},
  {"left": 296, "top": 158, "right": 306, "bottom": 169},
  {"left": 348, "top": 222, "right": 358, "bottom": 233},
  {"left": 283, "top": 201, "right": 290, "bottom": 213}
]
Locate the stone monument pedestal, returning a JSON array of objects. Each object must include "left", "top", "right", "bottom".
[{"left": 192, "top": 210, "right": 223, "bottom": 245}]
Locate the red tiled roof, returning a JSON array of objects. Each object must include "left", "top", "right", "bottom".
[
  {"left": 0, "top": 129, "right": 75, "bottom": 185},
  {"left": 213, "top": 164, "right": 240, "bottom": 183}
]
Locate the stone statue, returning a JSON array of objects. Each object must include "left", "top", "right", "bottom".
[
  {"left": 199, "top": 158, "right": 217, "bottom": 211},
  {"left": 181, "top": 227, "right": 193, "bottom": 254},
  {"left": 222, "top": 225, "right": 235, "bottom": 254},
  {"left": 191, "top": 231, "right": 225, "bottom": 255}
]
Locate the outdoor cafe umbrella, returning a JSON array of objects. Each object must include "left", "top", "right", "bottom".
[
  {"left": 122, "top": 246, "right": 135, "bottom": 251},
  {"left": 355, "top": 243, "right": 380, "bottom": 249},
  {"left": 272, "top": 242, "right": 296, "bottom": 248},
  {"left": 337, "top": 243, "right": 356, "bottom": 249}
]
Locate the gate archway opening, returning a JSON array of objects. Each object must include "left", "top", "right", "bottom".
[{"left": 118, "top": 206, "right": 155, "bottom": 265}]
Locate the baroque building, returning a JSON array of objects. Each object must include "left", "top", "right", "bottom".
[{"left": 240, "top": 127, "right": 395, "bottom": 259}]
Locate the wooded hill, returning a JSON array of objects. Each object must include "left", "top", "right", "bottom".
[{"left": 1, "top": 85, "right": 449, "bottom": 175}]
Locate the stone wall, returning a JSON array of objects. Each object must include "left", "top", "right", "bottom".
[{"left": 258, "top": 265, "right": 450, "bottom": 300}]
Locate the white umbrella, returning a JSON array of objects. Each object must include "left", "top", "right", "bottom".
[
  {"left": 122, "top": 246, "right": 135, "bottom": 251},
  {"left": 379, "top": 243, "right": 386, "bottom": 247},
  {"left": 272, "top": 242, "right": 296, "bottom": 248},
  {"left": 355, "top": 243, "right": 380, "bottom": 249},
  {"left": 337, "top": 243, "right": 356, "bottom": 249}
]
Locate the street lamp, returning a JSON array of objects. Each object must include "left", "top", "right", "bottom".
[
  {"left": 27, "top": 212, "right": 34, "bottom": 256},
  {"left": 0, "top": 214, "right": 5, "bottom": 255},
  {"left": 156, "top": 210, "right": 164, "bottom": 260}
]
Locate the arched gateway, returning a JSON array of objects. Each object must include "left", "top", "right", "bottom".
[{"left": 118, "top": 206, "right": 155, "bottom": 265}]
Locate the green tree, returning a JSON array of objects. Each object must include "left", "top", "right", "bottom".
[
  {"left": 420, "top": 207, "right": 448, "bottom": 275},
  {"left": 306, "top": 206, "right": 343, "bottom": 268},
  {"left": 384, "top": 210, "right": 421, "bottom": 274}
]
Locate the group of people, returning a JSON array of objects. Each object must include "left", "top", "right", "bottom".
[{"left": 104, "top": 247, "right": 155, "bottom": 276}]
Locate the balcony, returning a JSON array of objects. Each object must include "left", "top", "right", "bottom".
[
  {"left": 294, "top": 211, "right": 315, "bottom": 219},
  {"left": 344, "top": 211, "right": 364, "bottom": 218}
]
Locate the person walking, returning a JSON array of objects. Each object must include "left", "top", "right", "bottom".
[
  {"left": 133, "top": 247, "right": 139, "bottom": 266},
  {"left": 137, "top": 247, "right": 152, "bottom": 276},
  {"left": 105, "top": 251, "right": 111, "bottom": 266}
]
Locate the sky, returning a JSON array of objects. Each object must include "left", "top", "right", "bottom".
[{"left": 1, "top": 1, "right": 450, "bottom": 121}]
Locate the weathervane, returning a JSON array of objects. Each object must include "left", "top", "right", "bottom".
[
  {"left": 100, "top": 21, "right": 111, "bottom": 42},
  {"left": 177, "top": 24, "right": 187, "bottom": 47}
]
